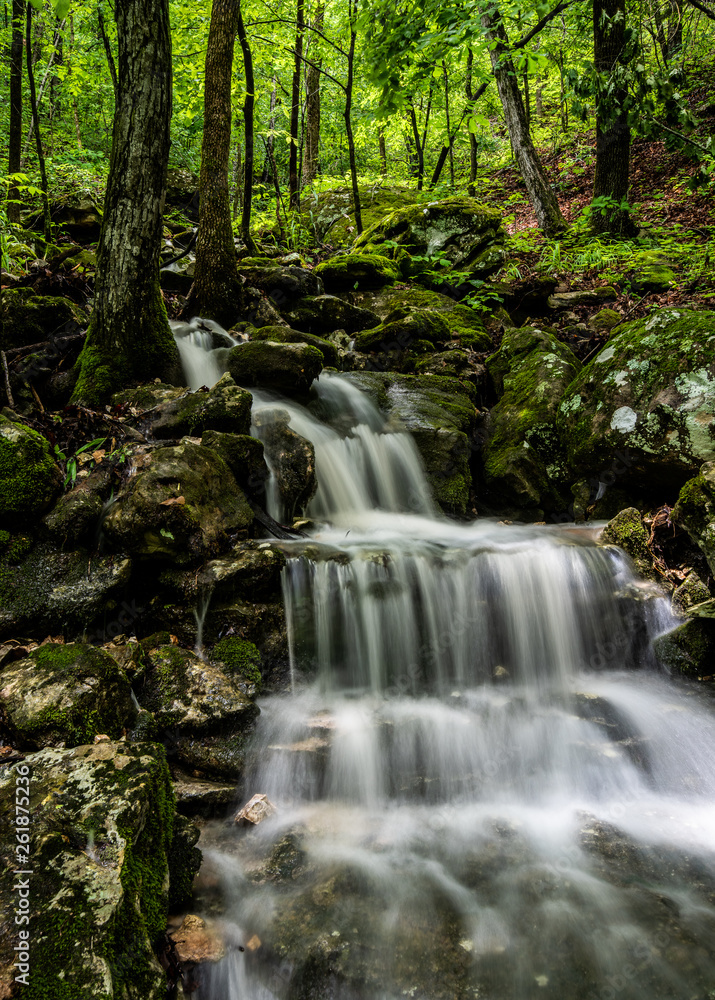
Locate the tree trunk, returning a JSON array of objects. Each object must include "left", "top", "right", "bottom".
[
  {"left": 73, "top": 0, "right": 178, "bottom": 405},
  {"left": 592, "top": 0, "right": 636, "bottom": 235},
  {"left": 261, "top": 76, "right": 278, "bottom": 185},
  {"left": 7, "top": 0, "right": 24, "bottom": 223},
  {"left": 232, "top": 135, "right": 242, "bottom": 220},
  {"left": 236, "top": 1, "right": 257, "bottom": 253},
  {"left": 185, "top": 0, "right": 244, "bottom": 327},
  {"left": 289, "top": 0, "right": 304, "bottom": 209},
  {"left": 466, "top": 48, "right": 478, "bottom": 196},
  {"left": 378, "top": 128, "right": 388, "bottom": 175},
  {"left": 443, "top": 61, "right": 455, "bottom": 186},
  {"left": 409, "top": 103, "right": 426, "bottom": 189},
  {"left": 481, "top": 2, "right": 566, "bottom": 236},
  {"left": 98, "top": 2, "right": 118, "bottom": 96},
  {"left": 344, "top": 0, "right": 362, "bottom": 233},
  {"left": 26, "top": 4, "right": 51, "bottom": 248},
  {"left": 302, "top": 0, "right": 323, "bottom": 185}
]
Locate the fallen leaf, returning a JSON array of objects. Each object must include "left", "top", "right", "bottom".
[{"left": 159, "top": 496, "right": 186, "bottom": 506}]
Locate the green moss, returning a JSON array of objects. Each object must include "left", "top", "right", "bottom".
[
  {"left": 250, "top": 324, "right": 339, "bottom": 366},
  {"left": 0, "top": 416, "right": 61, "bottom": 524},
  {"left": 72, "top": 295, "right": 179, "bottom": 407},
  {"left": 314, "top": 253, "right": 400, "bottom": 291},
  {"left": 167, "top": 813, "right": 201, "bottom": 909},
  {"left": 212, "top": 636, "right": 262, "bottom": 690},
  {"left": 227, "top": 340, "right": 324, "bottom": 396}
]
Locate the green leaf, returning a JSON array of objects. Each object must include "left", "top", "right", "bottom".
[{"left": 52, "top": 0, "right": 72, "bottom": 14}]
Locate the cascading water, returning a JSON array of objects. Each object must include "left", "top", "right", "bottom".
[
  {"left": 171, "top": 317, "right": 242, "bottom": 391},
  {"left": 188, "top": 365, "right": 715, "bottom": 1000}
]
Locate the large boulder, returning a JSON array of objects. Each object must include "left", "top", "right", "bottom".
[
  {"left": 102, "top": 441, "right": 254, "bottom": 563},
  {"left": 653, "top": 619, "right": 715, "bottom": 678},
  {"left": 482, "top": 325, "right": 581, "bottom": 510},
  {"left": 0, "top": 742, "right": 177, "bottom": 999},
  {"left": 138, "top": 643, "right": 259, "bottom": 779},
  {"left": 343, "top": 372, "right": 476, "bottom": 513},
  {"left": 0, "top": 642, "right": 136, "bottom": 749},
  {"left": 250, "top": 324, "right": 338, "bottom": 367},
  {"left": 283, "top": 295, "right": 380, "bottom": 335},
  {"left": 314, "top": 253, "right": 400, "bottom": 292},
  {"left": 557, "top": 309, "right": 715, "bottom": 495},
  {"left": 671, "top": 462, "right": 715, "bottom": 575},
  {"left": 200, "top": 430, "right": 268, "bottom": 496},
  {"left": 239, "top": 263, "right": 323, "bottom": 305},
  {"left": 0, "top": 288, "right": 87, "bottom": 351},
  {"left": 0, "top": 542, "right": 133, "bottom": 640},
  {"left": 354, "top": 196, "right": 506, "bottom": 273},
  {"left": 227, "top": 341, "right": 323, "bottom": 397},
  {"left": 252, "top": 408, "right": 318, "bottom": 520},
  {"left": 0, "top": 416, "right": 62, "bottom": 526},
  {"left": 599, "top": 508, "right": 658, "bottom": 580},
  {"left": 149, "top": 373, "right": 253, "bottom": 438}
]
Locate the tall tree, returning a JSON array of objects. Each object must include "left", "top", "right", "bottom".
[
  {"left": 289, "top": 0, "right": 305, "bottom": 208},
  {"left": 73, "top": 0, "right": 179, "bottom": 405},
  {"left": 236, "top": 0, "right": 258, "bottom": 253},
  {"left": 7, "top": 0, "right": 24, "bottom": 224},
  {"left": 591, "top": 0, "right": 636, "bottom": 234},
  {"left": 480, "top": 2, "right": 567, "bottom": 235},
  {"left": 26, "top": 3, "right": 51, "bottom": 247},
  {"left": 185, "top": 0, "right": 245, "bottom": 327},
  {"left": 302, "top": 0, "right": 323, "bottom": 184}
]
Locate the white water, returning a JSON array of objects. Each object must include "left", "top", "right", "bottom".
[
  {"left": 177, "top": 352, "right": 715, "bottom": 1000},
  {"left": 171, "top": 317, "right": 241, "bottom": 391}
]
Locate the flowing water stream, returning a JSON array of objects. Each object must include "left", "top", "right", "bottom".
[{"left": 176, "top": 339, "right": 715, "bottom": 1000}]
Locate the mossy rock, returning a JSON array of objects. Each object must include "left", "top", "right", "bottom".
[
  {"left": 415, "top": 349, "right": 473, "bottom": 378},
  {"left": 589, "top": 308, "right": 622, "bottom": 332},
  {"left": 200, "top": 429, "right": 268, "bottom": 495},
  {"left": 199, "top": 541, "right": 287, "bottom": 601},
  {"left": 557, "top": 309, "right": 715, "bottom": 494},
  {"left": 0, "top": 642, "right": 136, "bottom": 749},
  {"left": 343, "top": 372, "right": 476, "bottom": 514},
  {"left": 0, "top": 742, "right": 175, "bottom": 999},
  {"left": 138, "top": 643, "right": 258, "bottom": 735},
  {"left": 672, "top": 462, "right": 715, "bottom": 576},
  {"left": 652, "top": 618, "right": 715, "bottom": 678},
  {"left": 314, "top": 253, "right": 400, "bottom": 292},
  {"left": 167, "top": 813, "right": 202, "bottom": 909},
  {"left": 354, "top": 196, "right": 506, "bottom": 273},
  {"left": 227, "top": 341, "right": 323, "bottom": 397},
  {"left": 150, "top": 373, "right": 253, "bottom": 438},
  {"left": 600, "top": 507, "right": 656, "bottom": 579},
  {"left": 252, "top": 407, "right": 317, "bottom": 519},
  {"left": 250, "top": 324, "right": 339, "bottom": 366},
  {"left": 671, "top": 571, "right": 712, "bottom": 616},
  {"left": 354, "top": 310, "right": 452, "bottom": 352},
  {"left": 211, "top": 636, "right": 263, "bottom": 692},
  {"left": 626, "top": 255, "right": 676, "bottom": 295},
  {"left": 112, "top": 383, "right": 187, "bottom": 410},
  {"left": 238, "top": 264, "right": 323, "bottom": 302},
  {"left": 283, "top": 294, "right": 380, "bottom": 335},
  {"left": 102, "top": 440, "right": 254, "bottom": 564},
  {"left": 0, "top": 542, "right": 132, "bottom": 641},
  {"left": 482, "top": 326, "right": 580, "bottom": 510},
  {"left": 0, "top": 287, "right": 88, "bottom": 351},
  {"left": 0, "top": 415, "right": 62, "bottom": 527},
  {"left": 301, "top": 183, "right": 423, "bottom": 246},
  {"left": 43, "top": 466, "right": 113, "bottom": 550}
]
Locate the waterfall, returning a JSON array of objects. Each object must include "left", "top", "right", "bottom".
[
  {"left": 183, "top": 362, "right": 715, "bottom": 1000},
  {"left": 252, "top": 372, "right": 435, "bottom": 524},
  {"left": 171, "top": 317, "right": 241, "bottom": 391}
]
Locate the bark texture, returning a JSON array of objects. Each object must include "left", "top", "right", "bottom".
[
  {"left": 186, "top": 0, "right": 244, "bottom": 327},
  {"left": 289, "top": 0, "right": 305, "bottom": 208},
  {"left": 73, "top": 0, "right": 178, "bottom": 405},
  {"left": 237, "top": 1, "right": 258, "bottom": 253},
  {"left": 302, "top": 0, "right": 323, "bottom": 184},
  {"left": 7, "top": 0, "right": 24, "bottom": 223},
  {"left": 592, "top": 0, "right": 636, "bottom": 235},
  {"left": 344, "top": 0, "right": 362, "bottom": 232},
  {"left": 481, "top": 3, "right": 566, "bottom": 236}
]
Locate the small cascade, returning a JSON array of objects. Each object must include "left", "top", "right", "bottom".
[
  {"left": 185, "top": 366, "right": 715, "bottom": 1000},
  {"left": 251, "top": 372, "right": 435, "bottom": 524},
  {"left": 171, "top": 317, "right": 241, "bottom": 391},
  {"left": 193, "top": 583, "right": 214, "bottom": 660}
]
